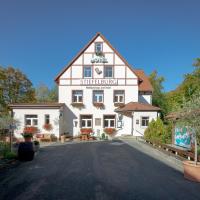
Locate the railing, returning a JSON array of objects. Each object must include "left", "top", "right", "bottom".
[{"left": 143, "top": 139, "right": 200, "bottom": 162}]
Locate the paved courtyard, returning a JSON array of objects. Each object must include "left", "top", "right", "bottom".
[{"left": 0, "top": 140, "right": 200, "bottom": 200}]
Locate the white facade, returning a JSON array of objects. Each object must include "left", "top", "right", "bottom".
[
  {"left": 55, "top": 33, "right": 159, "bottom": 137},
  {"left": 11, "top": 105, "right": 64, "bottom": 138},
  {"left": 11, "top": 33, "right": 160, "bottom": 139}
]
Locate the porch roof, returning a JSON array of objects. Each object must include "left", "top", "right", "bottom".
[{"left": 115, "top": 102, "right": 160, "bottom": 112}]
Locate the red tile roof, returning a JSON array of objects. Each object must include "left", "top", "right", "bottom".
[
  {"left": 115, "top": 102, "right": 160, "bottom": 112},
  {"left": 133, "top": 69, "right": 153, "bottom": 92}
]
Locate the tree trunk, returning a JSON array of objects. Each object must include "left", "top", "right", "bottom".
[{"left": 195, "top": 137, "right": 198, "bottom": 165}]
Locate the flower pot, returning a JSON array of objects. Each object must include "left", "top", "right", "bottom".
[
  {"left": 18, "top": 142, "right": 34, "bottom": 161},
  {"left": 61, "top": 135, "right": 65, "bottom": 143},
  {"left": 183, "top": 160, "right": 200, "bottom": 182}
]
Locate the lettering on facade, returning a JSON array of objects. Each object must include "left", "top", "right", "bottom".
[
  {"left": 91, "top": 55, "right": 108, "bottom": 63},
  {"left": 81, "top": 79, "right": 118, "bottom": 86},
  {"left": 86, "top": 86, "right": 111, "bottom": 90}
]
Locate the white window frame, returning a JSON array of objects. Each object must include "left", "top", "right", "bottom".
[
  {"left": 72, "top": 90, "right": 83, "bottom": 103},
  {"left": 83, "top": 66, "right": 92, "bottom": 78},
  {"left": 141, "top": 116, "right": 149, "bottom": 127},
  {"left": 95, "top": 42, "right": 103, "bottom": 53},
  {"left": 104, "top": 115, "right": 115, "bottom": 128},
  {"left": 81, "top": 115, "right": 92, "bottom": 128},
  {"left": 93, "top": 90, "right": 104, "bottom": 103},
  {"left": 45, "top": 114, "right": 50, "bottom": 124},
  {"left": 104, "top": 66, "right": 113, "bottom": 78},
  {"left": 114, "top": 90, "right": 125, "bottom": 103},
  {"left": 25, "top": 115, "right": 38, "bottom": 127}
]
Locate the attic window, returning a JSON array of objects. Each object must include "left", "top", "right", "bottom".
[{"left": 95, "top": 43, "right": 103, "bottom": 53}]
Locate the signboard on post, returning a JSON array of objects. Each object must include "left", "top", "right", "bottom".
[{"left": 174, "top": 127, "right": 192, "bottom": 149}]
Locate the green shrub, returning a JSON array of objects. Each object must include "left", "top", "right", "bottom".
[
  {"left": 198, "top": 147, "right": 200, "bottom": 155},
  {"left": 0, "top": 142, "right": 10, "bottom": 157},
  {"left": 144, "top": 118, "right": 172, "bottom": 144},
  {"left": 4, "top": 151, "right": 17, "bottom": 159}
]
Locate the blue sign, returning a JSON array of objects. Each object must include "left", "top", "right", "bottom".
[{"left": 174, "top": 127, "right": 192, "bottom": 149}]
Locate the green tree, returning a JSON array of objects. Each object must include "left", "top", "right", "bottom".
[
  {"left": 36, "top": 83, "right": 58, "bottom": 103},
  {"left": 176, "top": 93, "right": 200, "bottom": 165},
  {"left": 144, "top": 118, "right": 172, "bottom": 144},
  {"left": 166, "top": 58, "right": 200, "bottom": 112},
  {"left": 0, "top": 66, "right": 36, "bottom": 113},
  {"left": 149, "top": 71, "right": 168, "bottom": 117}
]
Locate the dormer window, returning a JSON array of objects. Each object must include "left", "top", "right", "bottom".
[{"left": 95, "top": 42, "right": 103, "bottom": 53}]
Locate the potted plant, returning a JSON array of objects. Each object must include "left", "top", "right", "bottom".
[
  {"left": 23, "top": 126, "right": 38, "bottom": 142},
  {"left": 80, "top": 128, "right": 93, "bottom": 140},
  {"left": 43, "top": 123, "right": 53, "bottom": 131},
  {"left": 23, "top": 133, "right": 33, "bottom": 142},
  {"left": 93, "top": 102, "right": 104, "bottom": 109},
  {"left": 104, "top": 128, "right": 116, "bottom": 135},
  {"left": 175, "top": 94, "right": 200, "bottom": 182},
  {"left": 33, "top": 140, "right": 40, "bottom": 152},
  {"left": 114, "top": 103, "right": 125, "bottom": 107},
  {"left": 71, "top": 102, "right": 84, "bottom": 109}
]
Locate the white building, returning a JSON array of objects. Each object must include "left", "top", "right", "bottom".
[{"left": 10, "top": 33, "right": 160, "bottom": 139}]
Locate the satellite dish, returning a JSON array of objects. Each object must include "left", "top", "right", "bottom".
[{"left": 95, "top": 68, "right": 102, "bottom": 75}]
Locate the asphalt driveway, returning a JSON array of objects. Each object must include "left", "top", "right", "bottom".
[{"left": 0, "top": 140, "right": 200, "bottom": 200}]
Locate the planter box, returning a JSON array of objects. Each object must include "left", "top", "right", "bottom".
[{"left": 183, "top": 161, "right": 200, "bottom": 182}]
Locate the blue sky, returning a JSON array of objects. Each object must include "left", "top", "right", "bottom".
[{"left": 0, "top": 0, "right": 200, "bottom": 91}]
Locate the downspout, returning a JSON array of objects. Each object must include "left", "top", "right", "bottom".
[{"left": 131, "top": 112, "right": 134, "bottom": 136}]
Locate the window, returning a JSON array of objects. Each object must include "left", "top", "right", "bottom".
[
  {"left": 104, "top": 66, "right": 113, "bottom": 78},
  {"left": 104, "top": 115, "right": 115, "bottom": 128},
  {"left": 95, "top": 42, "right": 103, "bottom": 53},
  {"left": 95, "top": 118, "right": 101, "bottom": 126},
  {"left": 83, "top": 66, "right": 92, "bottom": 78},
  {"left": 45, "top": 114, "right": 50, "bottom": 124},
  {"left": 141, "top": 117, "right": 149, "bottom": 127},
  {"left": 25, "top": 115, "right": 38, "bottom": 126},
  {"left": 93, "top": 90, "right": 104, "bottom": 103},
  {"left": 81, "top": 115, "right": 92, "bottom": 128},
  {"left": 114, "top": 90, "right": 125, "bottom": 103},
  {"left": 72, "top": 90, "right": 83, "bottom": 103}
]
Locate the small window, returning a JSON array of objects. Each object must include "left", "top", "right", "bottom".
[
  {"left": 95, "top": 42, "right": 103, "bottom": 53},
  {"left": 114, "top": 90, "right": 125, "bottom": 103},
  {"left": 104, "top": 115, "right": 115, "bottom": 128},
  {"left": 45, "top": 114, "right": 50, "bottom": 124},
  {"left": 83, "top": 66, "right": 92, "bottom": 78},
  {"left": 25, "top": 115, "right": 38, "bottom": 126},
  {"left": 104, "top": 66, "right": 113, "bottom": 78},
  {"left": 80, "top": 115, "right": 92, "bottom": 128},
  {"left": 95, "top": 118, "right": 101, "bottom": 126},
  {"left": 141, "top": 117, "right": 149, "bottom": 127},
  {"left": 93, "top": 90, "right": 104, "bottom": 103},
  {"left": 72, "top": 90, "right": 83, "bottom": 103}
]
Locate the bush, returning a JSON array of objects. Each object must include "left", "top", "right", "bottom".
[
  {"left": 144, "top": 118, "right": 172, "bottom": 144},
  {"left": 4, "top": 151, "right": 17, "bottom": 159},
  {"left": 0, "top": 142, "right": 10, "bottom": 157},
  {"left": 33, "top": 140, "right": 40, "bottom": 145}
]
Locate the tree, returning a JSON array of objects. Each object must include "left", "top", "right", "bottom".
[
  {"left": 149, "top": 71, "right": 168, "bottom": 117},
  {"left": 144, "top": 118, "right": 172, "bottom": 144},
  {"left": 176, "top": 93, "right": 200, "bottom": 165},
  {"left": 0, "top": 66, "right": 36, "bottom": 113},
  {"left": 166, "top": 58, "right": 200, "bottom": 112},
  {"left": 35, "top": 83, "right": 58, "bottom": 103}
]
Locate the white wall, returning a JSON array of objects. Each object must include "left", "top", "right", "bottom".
[
  {"left": 139, "top": 95, "right": 152, "bottom": 104},
  {"left": 133, "top": 111, "right": 158, "bottom": 136},
  {"left": 13, "top": 108, "right": 61, "bottom": 138},
  {"left": 57, "top": 34, "right": 154, "bottom": 137}
]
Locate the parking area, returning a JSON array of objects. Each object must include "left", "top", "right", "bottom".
[{"left": 0, "top": 140, "right": 200, "bottom": 200}]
